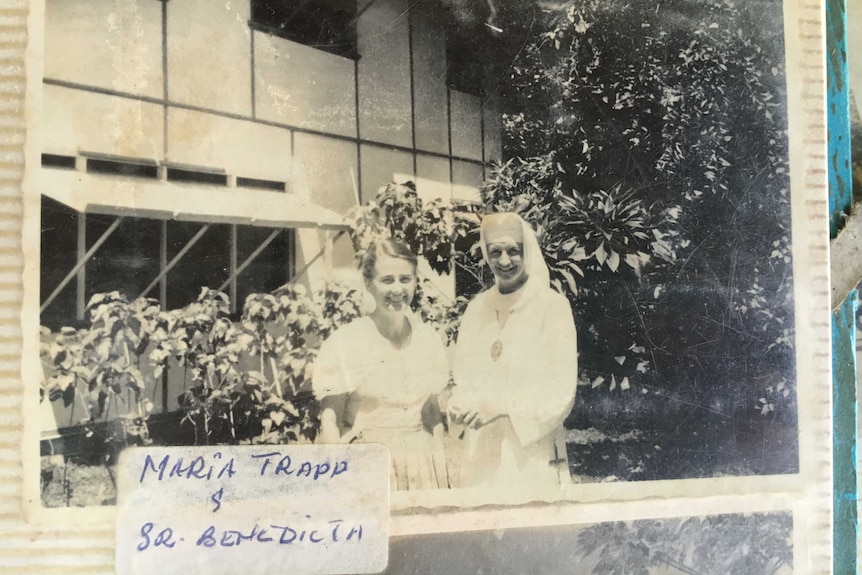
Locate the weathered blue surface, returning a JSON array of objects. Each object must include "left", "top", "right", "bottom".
[
  {"left": 827, "top": 0, "right": 856, "bottom": 570},
  {"left": 827, "top": 0, "right": 851, "bottom": 237},
  {"left": 832, "top": 291, "right": 857, "bottom": 574}
]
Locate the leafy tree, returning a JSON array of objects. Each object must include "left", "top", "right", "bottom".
[
  {"left": 482, "top": 0, "right": 795, "bottom": 428},
  {"left": 576, "top": 512, "right": 792, "bottom": 575}
]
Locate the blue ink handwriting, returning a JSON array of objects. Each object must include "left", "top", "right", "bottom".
[
  {"left": 137, "top": 522, "right": 178, "bottom": 551},
  {"left": 139, "top": 452, "right": 237, "bottom": 483},
  {"left": 250, "top": 452, "right": 348, "bottom": 480}
]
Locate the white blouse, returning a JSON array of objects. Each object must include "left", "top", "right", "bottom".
[{"left": 312, "top": 314, "right": 450, "bottom": 432}]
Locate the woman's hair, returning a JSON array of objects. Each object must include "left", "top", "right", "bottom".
[{"left": 360, "top": 238, "right": 418, "bottom": 281}]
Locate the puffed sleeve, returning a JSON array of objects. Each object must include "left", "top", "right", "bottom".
[
  {"left": 311, "top": 328, "right": 357, "bottom": 399},
  {"left": 506, "top": 292, "right": 578, "bottom": 447}
]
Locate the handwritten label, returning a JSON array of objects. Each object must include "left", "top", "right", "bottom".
[{"left": 116, "top": 445, "right": 389, "bottom": 575}]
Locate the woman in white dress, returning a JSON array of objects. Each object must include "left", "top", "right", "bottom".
[
  {"left": 312, "top": 239, "right": 451, "bottom": 490},
  {"left": 448, "top": 212, "right": 579, "bottom": 490}
]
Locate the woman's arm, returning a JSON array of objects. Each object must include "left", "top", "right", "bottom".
[{"left": 505, "top": 293, "right": 579, "bottom": 446}]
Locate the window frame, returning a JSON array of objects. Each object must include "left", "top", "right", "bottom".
[{"left": 39, "top": 201, "right": 298, "bottom": 328}]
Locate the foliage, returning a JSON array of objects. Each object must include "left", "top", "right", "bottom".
[
  {"left": 414, "top": 282, "right": 471, "bottom": 346},
  {"left": 145, "top": 284, "right": 362, "bottom": 446},
  {"left": 484, "top": 0, "right": 795, "bottom": 419},
  {"left": 348, "top": 181, "right": 457, "bottom": 276},
  {"left": 41, "top": 283, "right": 362, "bottom": 448},
  {"left": 576, "top": 512, "right": 792, "bottom": 575},
  {"left": 40, "top": 292, "right": 159, "bottom": 458}
]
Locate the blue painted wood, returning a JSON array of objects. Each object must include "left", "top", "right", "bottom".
[
  {"left": 832, "top": 291, "right": 857, "bottom": 574},
  {"left": 827, "top": 0, "right": 851, "bottom": 237},
  {"left": 827, "top": 0, "right": 856, "bottom": 570}
]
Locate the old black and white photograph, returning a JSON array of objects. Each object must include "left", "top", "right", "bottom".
[
  {"left": 34, "top": 0, "right": 801, "bottom": 511},
  {"left": 387, "top": 511, "right": 795, "bottom": 574}
]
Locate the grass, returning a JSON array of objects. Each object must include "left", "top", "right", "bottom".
[{"left": 41, "top": 458, "right": 117, "bottom": 508}]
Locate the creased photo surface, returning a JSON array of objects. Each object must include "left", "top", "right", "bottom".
[{"left": 32, "top": 0, "right": 813, "bottom": 516}]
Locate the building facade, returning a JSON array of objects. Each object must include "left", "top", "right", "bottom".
[{"left": 39, "top": 0, "right": 502, "bottom": 329}]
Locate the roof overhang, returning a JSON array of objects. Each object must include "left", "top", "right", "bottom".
[{"left": 39, "top": 168, "right": 350, "bottom": 231}]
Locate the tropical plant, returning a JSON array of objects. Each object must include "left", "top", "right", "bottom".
[
  {"left": 148, "top": 288, "right": 252, "bottom": 444},
  {"left": 480, "top": 0, "right": 795, "bottom": 424},
  {"left": 576, "top": 513, "right": 792, "bottom": 575},
  {"left": 41, "top": 292, "right": 161, "bottom": 459},
  {"left": 348, "top": 181, "right": 457, "bottom": 276}
]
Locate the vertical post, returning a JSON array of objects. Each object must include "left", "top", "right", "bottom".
[
  {"left": 250, "top": 0, "right": 256, "bottom": 120},
  {"left": 324, "top": 232, "right": 334, "bottom": 271},
  {"left": 447, "top": 86, "right": 454, "bottom": 201},
  {"left": 230, "top": 225, "right": 238, "bottom": 314},
  {"left": 407, "top": 3, "right": 418, "bottom": 177},
  {"left": 353, "top": 14, "right": 362, "bottom": 204},
  {"left": 159, "top": 220, "right": 167, "bottom": 309},
  {"left": 287, "top": 229, "right": 296, "bottom": 282},
  {"left": 161, "top": 0, "right": 169, "bottom": 158},
  {"left": 76, "top": 213, "right": 86, "bottom": 321}
]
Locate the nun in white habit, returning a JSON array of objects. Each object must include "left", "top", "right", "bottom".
[{"left": 448, "top": 212, "right": 579, "bottom": 490}]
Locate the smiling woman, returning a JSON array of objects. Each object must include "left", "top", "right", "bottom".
[
  {"left": 449, "top": 213, "right": 579, "bottom": 490},
  {"left": 482, "top": 213, "right": 528, "bottom": 295},
  {"left": 312, "top": 239, "right": 452, "bottom": 491}
]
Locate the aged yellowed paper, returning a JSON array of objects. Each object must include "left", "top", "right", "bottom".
[{"left": 6, "top": 0, "right": 834, "bottom": 572}]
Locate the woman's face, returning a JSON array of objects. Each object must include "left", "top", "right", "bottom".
[
  {"left": 366, "top": 255, "right": 417, "bottom": 313},
  {"left": 486, "top": 236, "right": 527, "bottom": 292}
]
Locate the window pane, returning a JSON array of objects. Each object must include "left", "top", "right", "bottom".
[
  {"left": 235, "top": 226, "right": 294, "bottom": 312},
  {"left": 40, "top": 196, "right": 78, "bottom": 329},
  {"left": 250, "top": 0, "right": 357, "bottom": 59},
  {"left": 85, "top": 215, "right": 161, "bottom": 306},
  {"left": 166, "top": 222, "right": 231, "bottom": 310}
]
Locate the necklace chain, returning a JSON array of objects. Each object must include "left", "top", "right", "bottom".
[{"left": 491, "top": 309, "right": 511, "bottom": 362}]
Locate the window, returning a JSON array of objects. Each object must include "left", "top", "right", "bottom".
[
  {"left": 236, "top": 176, "right": 286, "bottom": 192},
  {"left": 447, "top": 31, "right": 486, "bottom": 96},
  {"left": 166, "top": 222, "right": 232, "bottom": 311},
  {"left": 41, "top": 154, "right": 76, "bottom": 170},
  {"left": 87, "top": 158, "right": 159, "bottom": 179},
  {"left": 86, "top": 214, "right": 161, "bottom": 305},
  {"left": 250, "top": 0, "right": 358, "bottom": 59},
  {"left": 40, "top": 196, "right": 79, "bottom": 330},
  {"left": 39, "top": 205, "right": 297, "bottom": 328},
  {"left": 166, "top": 167, "right": 228, "bottom": 186},
  {"left": 235, "top": 225, "right": 295, "bottom": 312}
]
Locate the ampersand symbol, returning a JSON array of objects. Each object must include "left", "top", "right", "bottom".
[{"left": 210, "top": 487, "right": 223, "bottom": 513}]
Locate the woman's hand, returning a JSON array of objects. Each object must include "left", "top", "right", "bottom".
[
  {"left": 317, "top": 407, "right": 342, "bottom": 444},
  {"left": 341, "top": 428, "right": 363, "bottom": 444},
  {"left": 461, "top": 406, "right": 505, "bottom": 430}
]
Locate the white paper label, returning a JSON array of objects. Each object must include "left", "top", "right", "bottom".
[{"left": 115, "top": 445, "right": 389, "bottom": 575}]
